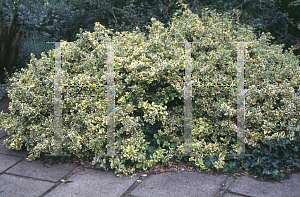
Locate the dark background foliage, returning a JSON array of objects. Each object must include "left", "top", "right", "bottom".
[
  {"left": 0, "top": 0, "right": 299, "bottom": 72},
  {"left": 61, "top": 0, "right": 300, "bottom": 61}
]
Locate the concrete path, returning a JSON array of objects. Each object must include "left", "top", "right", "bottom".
[{"left": 1, "top": 128, "right": 300, "bottom": 197}]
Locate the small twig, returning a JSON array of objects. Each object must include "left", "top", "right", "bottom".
[
  {"left": 207, "top": 136, "right": 212, "bottom": 143},
  {"left": 110, "top": 10, "right": 117, "bottom": 29},
  {"left": 228, "top": 0, "right": 250, "bottom": 15}
]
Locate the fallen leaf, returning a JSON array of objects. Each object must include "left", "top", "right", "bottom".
[{"left": 44, "top": 164, "right": 52, "bottom": 168}]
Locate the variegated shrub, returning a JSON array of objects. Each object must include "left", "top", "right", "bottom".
[{"left": 1, "top": 7, "right": 300, "bottom": 178}]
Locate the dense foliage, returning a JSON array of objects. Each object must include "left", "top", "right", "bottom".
[{"left": 1, "top": 6, "right": 300, "bottom": 182}]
